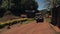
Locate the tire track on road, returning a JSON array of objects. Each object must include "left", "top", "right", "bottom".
[
  {"left": 32, "top": 21, "right": 55, "bottom": 34},
  {"left": 20, "top": 23, "right": 42, "bottom": 34},
  {"left": 15, "top": 22, "right": 37, "bottom": 34}
]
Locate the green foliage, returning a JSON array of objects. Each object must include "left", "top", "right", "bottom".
[
  {"left": 11, "top": 0, "right": 38, "bottom": 16},
  {"left": 1, "top": 0, "right": 8, "bottom": 9},
  {"left": 0, "top": 0, "right": 38, "bottom": 17},
  {"left": 1, "top": 0, "right": 38, "bottom": 10},
  {"left": 22, "top": 0, "right": 38, "bottom": 10},
  {"left": 0, "top": 18, "right": 28, "bottom": 29},
  {"left": 55, "top": 0, "right": 60, "bottom": 5},
  {"left": 44, "top": 0, "right": 60, "bottom": 9}
]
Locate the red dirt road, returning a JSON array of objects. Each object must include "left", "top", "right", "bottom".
[{"left": 1, "top": 20, "right": 56, "bottom": 34}]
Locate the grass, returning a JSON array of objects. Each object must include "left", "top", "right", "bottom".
[
  {"left": 0, "top": 18, "right": 34, "bottom": 33},
  {"left": 0, "top": 18, "right": 34, "bottom": 28},
  {"left": 22, "top": 18, "right": 34, "bottom": 24},
  {"left": 0, "top": 18, "right": 28, "bottom": 29},
  {"left": 0, "top": 18, "right": 28, "bottom": 24},
  {"left": 55, "top": 32, "right": 60, "bottom": 34},
  {"left": 45, "top": 17, "right": 51, "bottom": 23}
]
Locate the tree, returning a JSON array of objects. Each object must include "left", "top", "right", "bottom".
[
  {"left": 22, "top": 0, "right": 38, "bottom": 10},
  {"left": 0, "top": 0, "right": 7, "bottom": 17},
  {"left": 44, "top": 0, "right": 60, "bottom": 29},
  {"left": 0, "top": 0, "right": 38, "bottom": 17},
  {"left": 11, "top": 0, "right": 38, "bottom": 16},
  {"left": 44, "top": 0, "right": 60, "bottom": 9}
]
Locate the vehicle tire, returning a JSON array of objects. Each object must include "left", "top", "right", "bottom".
[
  {"left": 37, "top": 21, "right": 38, "bottom": 23},
  {"left": 36, "top": 20, "right": 38, "bottom": 23}
]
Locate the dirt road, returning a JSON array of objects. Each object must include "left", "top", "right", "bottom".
[{"left": 1, "top": 20, "right": 56, "bottom": 34}]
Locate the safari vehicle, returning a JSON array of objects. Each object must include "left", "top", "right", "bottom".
[{"left": 35, "top": 13, "right": 44, "bottom": 23}]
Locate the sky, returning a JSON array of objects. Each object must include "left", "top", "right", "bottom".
[{"left": 36, "top": 0, "right": 46, "bottom": 10}]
